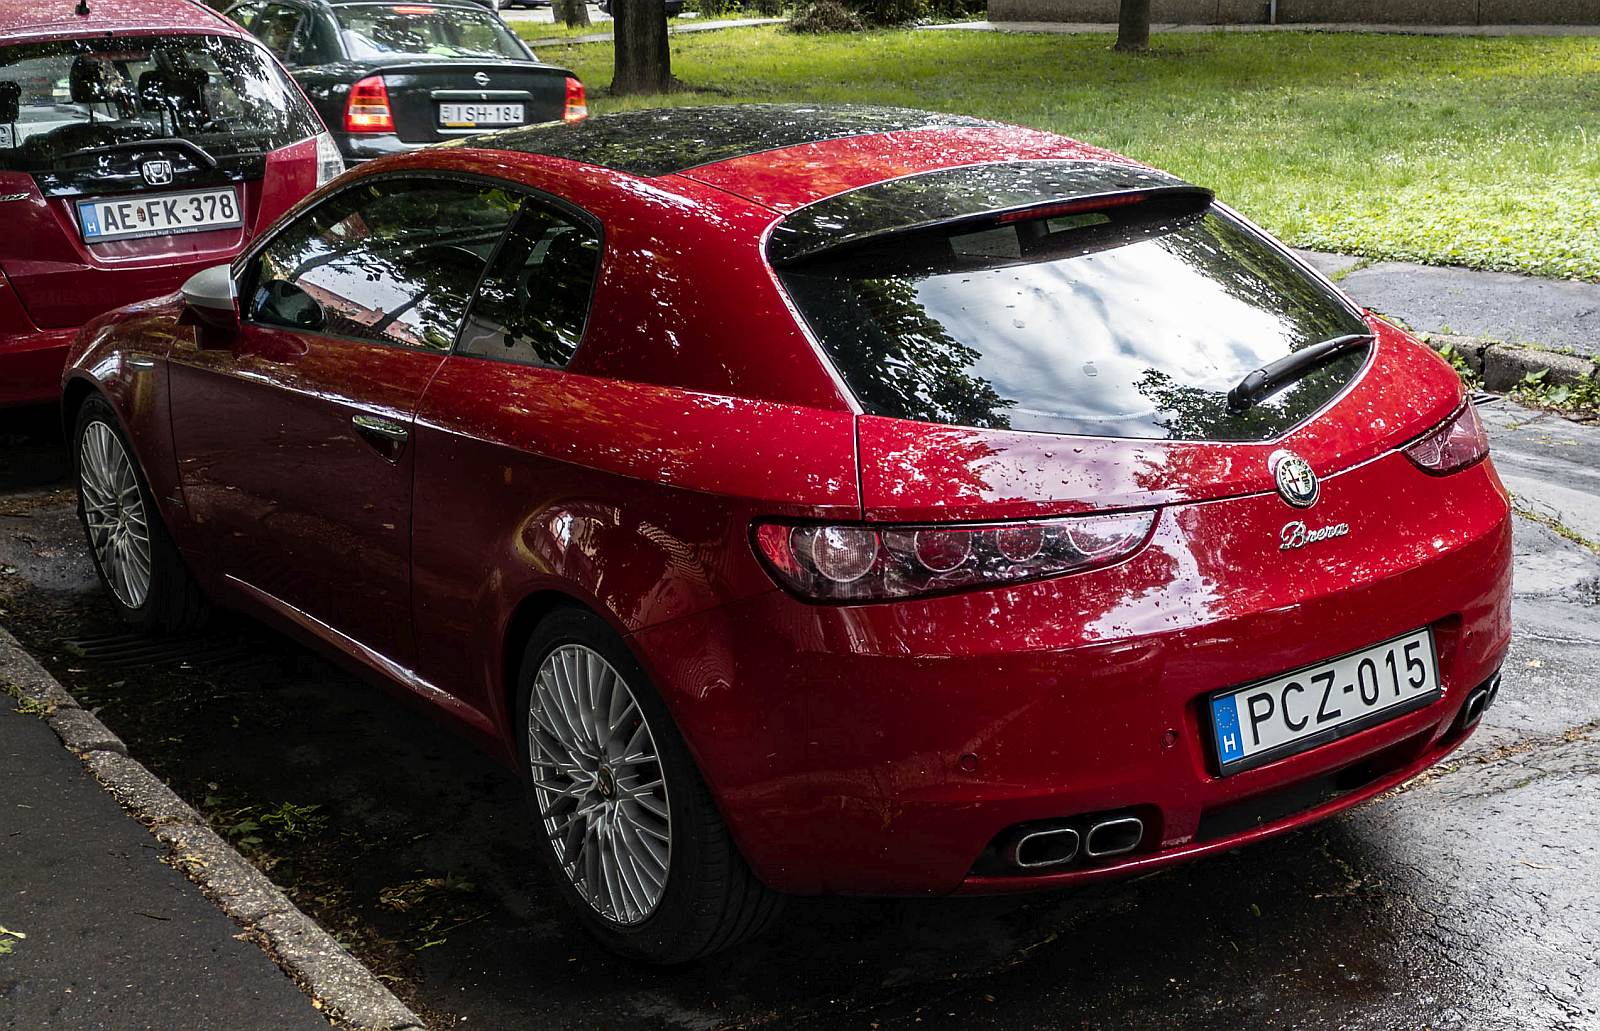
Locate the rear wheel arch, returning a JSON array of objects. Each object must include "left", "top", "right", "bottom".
[
  {"left": 60, "top": 375, "right": 98, "bottom": 441},
  {"left": 500, "top": 590, "right": 627, "bottom": 741}
]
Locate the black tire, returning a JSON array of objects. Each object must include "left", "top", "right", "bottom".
[
  {"left": 515, "top": 606, "right": 782, "bottom": 963},
  {"left": 72, "top": 395, "right": 209, "bottom": 634}
]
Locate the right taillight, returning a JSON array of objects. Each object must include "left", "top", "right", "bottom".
[
  {"left": 1403, "top": 401, "right": 1489, "bottom": 475},
  {"left": 753, "top": 511, "right": 1157, "bottom": 603},
  {"left": 563, "top": 76, "right": 588, "bottom": 123},
  {"left": 313, "top": 131, "right": 344, "bottom": 187},
  {"left": 344, "top": 75, "right": 394, "bottom": 134}
]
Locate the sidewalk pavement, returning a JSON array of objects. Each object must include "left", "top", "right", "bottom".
[
  {"left": 517, "top": 15, "right": 783, "bottom": 49},
  {"left": 1, "top": 695, "right": 327, "bottom": 1031},
  {"left": 1296, "top": 251, "right": 1600, "bottom": 391},
  {"left": 926, "top": 20, "right": 1600, "bottom": 36}
]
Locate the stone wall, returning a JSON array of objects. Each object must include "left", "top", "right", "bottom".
[{"left": 988, "top": 0, "right": 1600, "bottom": 24}]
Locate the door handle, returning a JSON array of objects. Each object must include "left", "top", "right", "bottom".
[{"left": 351, "top": 413, "right": 409, "bottom": 446}]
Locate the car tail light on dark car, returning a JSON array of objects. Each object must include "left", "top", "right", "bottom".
[
  {"left": 753, "top": 511, "right": 1157, "bottom": 602},
  {"left": 1403, "top": 402, "right": 1489, "bottom": 475},
  {"left": 563, "top": 77, "right": 588, "bottom": 123},
  {"left": 345, "top": 75, "right": 394, "bottom": 133}
]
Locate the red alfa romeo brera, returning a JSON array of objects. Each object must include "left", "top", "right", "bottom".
[{"left": 62, "top": 106, "right": 1513, "bottom": 963}]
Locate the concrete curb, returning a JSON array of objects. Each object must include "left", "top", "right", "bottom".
[
  {"left": 1419, "top": 333, "right": 1600, "bottom": 393},
  {"left": 0, "top": 626, "right": 426, "bottom": 1031}
]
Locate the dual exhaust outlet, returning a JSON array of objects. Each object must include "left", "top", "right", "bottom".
[
  {"left": 1004, "top": 814, "right": 1145, "bottom": 871},
  {"left": 1458, "top": 672, "right": 1502, "bottom": 732}
]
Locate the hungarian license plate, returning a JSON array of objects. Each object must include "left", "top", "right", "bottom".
[
  {"left": 438, "top": 102, "right": 524, "bottom": 128},
  {"left": 1210, "top": 628, "right": 1440, "bottom": 775},
  {"left": 77, "top": 187, "right": 241, "bottom": 243}
]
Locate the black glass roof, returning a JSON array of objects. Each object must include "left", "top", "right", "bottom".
[
  {"left": 469, "top": 104, "right": 997, "bottom": 178},
  {"left": 767, "top": 159, "right": 1205, "bottom": 265}
]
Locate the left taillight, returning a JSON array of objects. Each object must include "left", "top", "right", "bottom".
[
  {"left": 344, "top": 75, "right": 394, "bottom": 133},
  {"left": 314, "top": 131, "right": 344, "bottom": 187},
  {"left": 1403, "top": 401, "right": 1490, "bottom": 475},
  {"left": 563, "top": 76, "right": 588, "bottom": 123},
  {"left": 752, "top": 511, "right": 1157, "bottom": 603}
]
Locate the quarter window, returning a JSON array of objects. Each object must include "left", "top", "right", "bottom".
[
  {"left": 252, "top": 4, "right": 305, "bottom": 57},
  {"left": 247, "top": 177, "right": 521, "bottom": 351},
  {"left": 458, "top": 202, "right": 601, "bottom": 368}
]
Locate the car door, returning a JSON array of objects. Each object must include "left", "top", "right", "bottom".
[
  {"left": 167, "top": 174, "right": 521, "bottom": 666},
  {"left": 410, "top": 195, "right": 604, "bottom": 711}
]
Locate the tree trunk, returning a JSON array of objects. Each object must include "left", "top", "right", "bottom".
[
  {"left": 611, "top": 0, "right": 673, "bottom": 96},
  {"left": 1115, "top": 0, "right": 1150, "bottom": 51},
  {"left": 554, "top": 0, "right": 591, "bottom": 27}
]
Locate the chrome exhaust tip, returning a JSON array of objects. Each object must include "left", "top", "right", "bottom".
[
  {"left": 1006, "top": 826, "right": 1081, "bottom": 869},
  {"left": 1084, "top": 816, "right": 1144, "bottom": 859},
  {"left": 1459, "top": 686, "right": 1490, "bottom": 730}
]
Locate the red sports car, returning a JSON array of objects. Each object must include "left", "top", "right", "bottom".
[
  {"left": 0, "top": 0, "right": 339, "bottom": 407},
  {"left": 62, "top": 106, "right": 1513, "bottom": 963}
]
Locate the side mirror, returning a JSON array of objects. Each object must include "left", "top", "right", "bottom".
[{"left": 179, "top": 264, "right": 239, "bottom": 341}]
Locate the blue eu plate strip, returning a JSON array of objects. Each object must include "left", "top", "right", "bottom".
[
  {"left": 1212, "top": 694, "right": 1244, "bottom": 765},
  {"left": 78, "top": 202, "right": 101, "bottom": 239}
]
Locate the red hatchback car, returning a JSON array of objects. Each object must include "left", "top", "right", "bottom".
[
  {"left": 62, "top": 106, "right": 1512, "bottom": 962},
  {"left": 0, "top": 0, "right": 339, "bottom": 407}
]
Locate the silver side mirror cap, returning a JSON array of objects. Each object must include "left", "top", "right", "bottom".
[{"left": 180, "top": 264, "right": 239, "bottom": 334}]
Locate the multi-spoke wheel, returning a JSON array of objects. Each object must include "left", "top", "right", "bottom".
[
  {"left": 528, "top": 643, "right": 672, "bottom": 926},
  {"left": 516, "top": 608, "right": 782, "bottom": 963},
  {"left": 73, "top": 395, "right": 208, "bottom": 632},
  {"left": 79, "top": 419, "right": 152, "bottom": 610}
]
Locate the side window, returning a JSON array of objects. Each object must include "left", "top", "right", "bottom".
[
  {"left": 246, "top": 177, "right": 521, "bottom": 352},
  {"left": 290, "top": 14, "right": 342, "bottom": 66},
  {"left": 253, "top": 4, "right": 305, "bottom": 57},
  {"left": 458, "top": 202, "right": 601, "bottom": 369}
]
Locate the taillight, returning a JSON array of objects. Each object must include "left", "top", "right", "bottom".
[
  {"left": 344, "top": 75, "right": 394, "bottom": 133},
  {"left": 314, "top": 132, "right": 344, "bottom": 187},
  {"left": 1403, "top": 401, "right": 1490, "bottom": 475},
  {"left": 753, "top": 511, "right": 1157, "bottom": 603},
  {"left": 563, "top": 76, "right": 588, "bottom": 123}
]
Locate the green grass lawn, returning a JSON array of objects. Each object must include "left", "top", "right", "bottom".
[{"left": 521, "top": 26, "right": 1600, "bottom": 281}]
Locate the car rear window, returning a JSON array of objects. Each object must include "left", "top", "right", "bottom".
[
  {"left": 334, "top": 5, "right": 527, "bottom": 60},
  {"left": 0, "top": 34, "right": 318, "bottom": 174},
  {"left": 775, "top": 172, "right": 1372, "bottom": 442}
]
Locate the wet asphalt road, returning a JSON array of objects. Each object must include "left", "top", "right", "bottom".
[{"left": 1, "top": 401, "right": 1597, "bottom": 1031}]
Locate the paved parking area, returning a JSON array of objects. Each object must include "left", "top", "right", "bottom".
[
  {"left": 1, "top": 400, "right": 1596, "bottom": 1029},
  {"left": 498, "top": 3, "right": 610, "bottom": 24}
]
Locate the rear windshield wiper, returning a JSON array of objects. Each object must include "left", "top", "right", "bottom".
[
  {"left": 1226, "top": 332, "right": 1373, "bottom": 414},
  {"left": 80, "top": 137, "right": 218, "bottom": 170}
]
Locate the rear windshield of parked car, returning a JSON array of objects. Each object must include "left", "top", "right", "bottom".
[
  {"left": 334, "top": 6, "right": 527, "bottom": 60},
  {"left": 776, "top": 196, "right": 1373, "bottom": 442},
  {"left": 0, "top": 34, "right": 318, "bottom": 174}
]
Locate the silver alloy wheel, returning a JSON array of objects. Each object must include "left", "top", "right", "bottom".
[
  {"left": 527, "top": 644, "right": 671, "bottom": 926},
  {"left": 78, "top": 420, "right": 152, "bottom": 610}
]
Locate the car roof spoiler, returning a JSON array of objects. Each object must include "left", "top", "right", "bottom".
[{"left": 766, "top": 159, "right": 1213, "bottom": 268}]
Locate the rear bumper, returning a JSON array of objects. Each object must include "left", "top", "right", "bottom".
[
  {"left": 333, "top": 133, "right": 428, "bottom": 165},
  {"left": 1, "top": 327, "right": 76, "bottom": 407},
  {"left": 632, "top": 453, "right": 1514, "bottom": 896}
]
